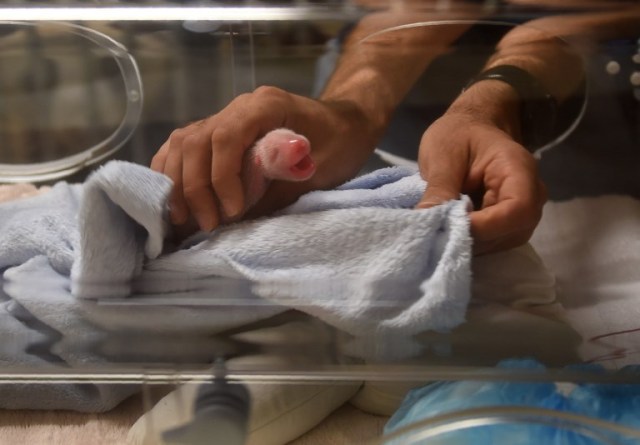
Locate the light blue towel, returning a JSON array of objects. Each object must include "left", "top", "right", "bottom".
[{"left": 0, "top": 161, "right": 472, "bottom": 411}]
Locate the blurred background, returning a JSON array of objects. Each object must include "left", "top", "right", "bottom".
[{"left": 0, "top": 0, "right": 637, "bottom": 199}]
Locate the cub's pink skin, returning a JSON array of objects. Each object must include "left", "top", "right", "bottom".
[{"left": 239, "top": 128, "right": 315, "bottom": 217}]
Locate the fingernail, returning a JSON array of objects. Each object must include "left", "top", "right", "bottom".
[
  {"left": 416, "top": 199, "right": 443, "bottom": 209},
  {"left": 222, "top": 199, "right": 242, "bottom": 219},
  {"left": 203, "top": 222, "right": 217, "bottom": 232}
]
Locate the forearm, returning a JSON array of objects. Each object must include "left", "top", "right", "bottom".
[
  {"left": 447, "top": 13, "right": 598, "bottom": 143},
  {"left": 318, "top": 3, "right": 485, "bottom": 136},
  {"left": 450, "top": 6, "right": 640, "bottom": 145},
  {"left": 506, "top": 1, "right": 640, "bottom": 42}
]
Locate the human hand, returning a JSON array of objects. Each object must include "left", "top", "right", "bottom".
[
  {"left": 151, "top": 86, "right": 378, "bottom": 233},
  {"left": 416, "top": 111, "right": 547, "bottom": 255}
]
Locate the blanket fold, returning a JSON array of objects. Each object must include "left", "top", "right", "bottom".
[{"left": 71, "top": 162, "right": 172, "bottom": 299}]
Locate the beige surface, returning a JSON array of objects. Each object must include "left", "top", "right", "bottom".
[
  {"left": 127, "top": 380, "right": 362, "bottom": 445},
  {"left": 0, "top": 395, "right": 144, "bottom": 445},
  {"left": 288, "top": 404, "right": 388, "bottom": 445},
  {"left": 530, "top": 195, "right": 640, "bottom": 368},
  {"left": 0, "top": 399, "right": 387, "bottom": 445}
]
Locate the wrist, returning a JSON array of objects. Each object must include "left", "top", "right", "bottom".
[
  {"left": 285, "top": 97, "right": 379, "bottom": 191},
  {"left": 459, "top": 65, "right": 560, "bottom": 151},
  {"left": 448, "top": 80, "right": 523, "bottom": 140}
]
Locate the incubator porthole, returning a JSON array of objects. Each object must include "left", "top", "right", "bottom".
[{"left": 0, "top": 21, "right": 142, "bottom": 183}]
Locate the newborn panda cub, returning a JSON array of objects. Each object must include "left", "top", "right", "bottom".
[{"left": 237, "top": 128, "right": 315, "bottom": 218}]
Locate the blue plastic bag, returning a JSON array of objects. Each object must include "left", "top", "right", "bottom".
[{"left": 383, "top": 359, "right": 640, "bottom": 445}]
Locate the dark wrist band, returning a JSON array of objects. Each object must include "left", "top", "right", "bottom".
[{"left": 464, "top": 65, "right": 559, "bottom": 151}]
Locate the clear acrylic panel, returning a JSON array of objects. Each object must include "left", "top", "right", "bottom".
[
  {"left": 0, "top": 2, "right": 638, "bottom": 444},
  {"left": 0, "top": 21, "right": 142, "bottom": 182}
]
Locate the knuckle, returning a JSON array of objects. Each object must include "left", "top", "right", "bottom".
[
  {"left": 210, "top": 128, "right": 246, "bottom": 158},
  {"left": 253, "top": 85, "right": 285, "bottom": 100},
  {"left": 188, "top": 118, "right": 208, "bottom": 128},
  {"left": 210, "top": 173, "right": 229, "bottom": 190},
  {"left": 253, "top": 86, "right": 291, "bottom": 111},
  {"left": 150, "top": 152, "right": 163, "bottom": 168},
  {"left": 210, "top": 127, "right": 231, "bottom": 148},
  {"left": 182, "top": 133, "right": 203, "bottom": 154},
  {"left": 233, "top": 92, "right": 254, "bottom": 104},
  {"left": 182, "top": 182, "right": 208, "bottom": 200},
  {"left": 169, "top": 128, "right": 188, "bottom": 145}
]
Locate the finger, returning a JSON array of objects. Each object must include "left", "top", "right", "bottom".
[
  {"left": 416, "top": 148, "right": 468, "bottom": 209},
  {"left": 150, "top": 140, "right": 169, "bottom": 172},
  {"left": 246, "top": 180, "right": 311, "bottom": 219},
  {"left": 209, "top": 126, "right": 246, "bottom": 219},
  {"left": 172, "top": 217, "right": 200, "bottom": 243},
  {"left": 182, "top": 133, "right": 220, "bottom": 232},
  {"left": 165, "top": 133, "right": 189, "bottom": 225},
  {"left": 209, "top": 104, "right": 286, "bottom": 218},
  {"left": 472, "top": 228, "right": 535, "bottom": 256},
  {"left": 470, "top": 175, "right": 543, "bottom": 248}
]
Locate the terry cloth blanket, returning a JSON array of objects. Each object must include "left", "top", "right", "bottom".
[{"left": 0, "top": 161, "right": 472, "bottom": 412}]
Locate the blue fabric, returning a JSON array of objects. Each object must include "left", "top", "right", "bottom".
[
  {"left": 0, "top": 161, "right": 473, "bottom": 411},
  {"left": 384, "top": 359, "right": 640, "bottom": 444}
]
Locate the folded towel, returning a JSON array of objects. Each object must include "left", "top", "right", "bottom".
[
  {"left": 71, "top": 162, "right": 171, "bottom": 299},
  {"left": 0, "top": 161, "right": 472, "bottom": 411},
  {"left": 531, "top": 195, "right": 640, "bottom": 369}
]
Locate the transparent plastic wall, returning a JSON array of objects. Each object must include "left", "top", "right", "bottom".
[
  {"left": 0, "top": 3, "right": 364, "bottom": 181},
  {"left": 1, "top": 0, "right": 639, "bottom": 395},
  {"left": 0, "top": 2, "right": 639, "bottom": 445},
  {"left": 0, "top": 21, "right": 142, "bottom": 181}
]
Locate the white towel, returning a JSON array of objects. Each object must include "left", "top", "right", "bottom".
[{"left": 531, "top": 195, "right": 640, "bottom": 369}]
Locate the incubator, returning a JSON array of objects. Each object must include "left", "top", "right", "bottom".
[{"left": 0, "top": 1, "right": 639, "bottom": 444}]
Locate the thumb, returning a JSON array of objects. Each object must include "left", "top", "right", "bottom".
[
  {"left": 416, "top": 181, "right": 460, "bottom": 209},
  {"left": 415, "top": 152, "right": 466, "bottom": 209}
]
